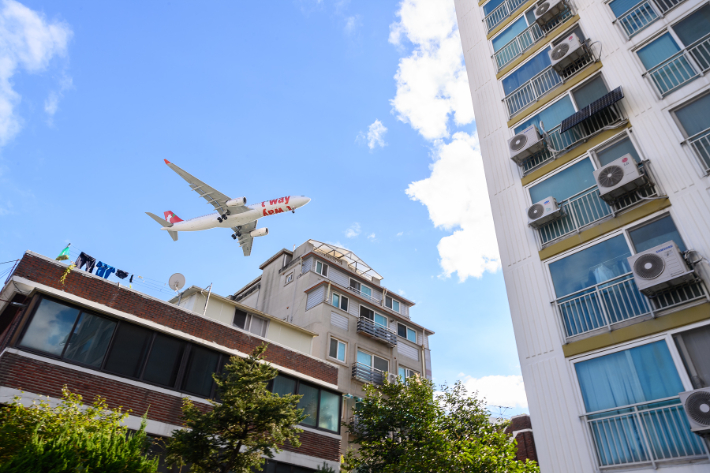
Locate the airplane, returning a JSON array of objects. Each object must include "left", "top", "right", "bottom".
[{"left": 146, "top": 159, "right": 311, "bottom": 256}]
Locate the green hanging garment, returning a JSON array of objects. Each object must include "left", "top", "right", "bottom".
[{"left": 56, "top": 244, "right": 71, "bottom": 261}]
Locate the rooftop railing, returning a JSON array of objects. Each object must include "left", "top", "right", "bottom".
[
  {"left": 484, "top": 0, "right": 528, "bottom": 32},
  {"left": 357, "top": 316, "right": 398, "bottom": 347},
  {"left": 644, "top": 33, "right": 710, "bottom": 97},
  {"left": 688, "top": 127, "right": 710, "bottom": 174},
  {"left": 582, "top": 397, "right": 708, "bottom": 469},
  {"left": 554, "top": 272, "right": 707, "bottom": 341},
  {"left": 352, "top": 362, "right": 386, "bottom": 386}
]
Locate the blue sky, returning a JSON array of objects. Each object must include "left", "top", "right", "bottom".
[{"left": 0, "top": 0, "right": 527, "bottom": 415}]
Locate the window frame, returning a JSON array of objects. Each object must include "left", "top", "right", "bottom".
[
  {"left": 356, "top": 348, "right": 390, "bottom": 373},
  {"left": 487, "top": 5, "right": 539, "bottom": 55},
  {"left": 398, "top": 365, "right": 420, "bottom": 383},
  {"left": 267, "top": 373, "right": 343, "bottom": 434},
  {"left": 385, "top": 295, "right": 401, "bottom": 313},
  {"left": 233, "top": 308, "right": 269, "bottom": 337},
  {"left": 331, "top": 291, "right": 349, "bottom": 312},
  {"left": 315, "top": 260, "right": 329, "bottom": 277},
  {"left": 284, "top": 272, "right": 294, "bottom": 285},
  {"left": 327, "top": 336, "right": 347, "bottom": 363},
  {"left": 397, "top": 323, "right": 418, "bottom": 343}
]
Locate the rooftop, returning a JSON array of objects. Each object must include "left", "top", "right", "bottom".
[{"left": 309, "top": 239, "right": 383, "bottom": 282}]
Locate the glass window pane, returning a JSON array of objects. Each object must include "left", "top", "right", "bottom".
[
  {"left": 609, "top": 0, "right": 645, "bottom": 17},
  {"left": 399, "top": 366, "right": 406, "bottom": 381},
  {"left": 341, "top": 296, "right": 348, "bottom": 311},
  {"left": 316, "top": 261, "right": 323, "bottom": 274},
  {"left": 19, "top": 299, "right": 80, "bottom": 356},
  {"left": 360, "top": 286, "right": 372, "bottom": 297},
  {"left": 492, "top": 17, "right": 528, "bottom": 52},
  {"left": 392, "top": 300, "right": 400, "bottom": 312},
  {"left": 249, "top": 316, "right": 267, "bottom": 337},
  {"left": 104, "top": 323, "right": 153, "bottom": 378},
  {"left": 503, "top": 48, "right": 552, "bottom": 96},
  {"left": 297, "top": 384, "right": 319, "bottom": 427},
  {"left": 397, "top": 324, "right": 407, "bottom": 338},
  {"left": 596, "top": 137, "right": 641, "bottom": 166},
  {"left": 483, "top": 0, "right": 506, "bottom": 16},
  {"left": 407, "top": 328, "right": 417, "bottom": 343},
  {"left": 575, "top": 341, "right": 683, "bottom": 412},
  {"left": 675, "top": 93, "right": 710, "bottom": 137},
  {"left": 357, "top": 350, "right": 371, "bottom": 366},
  {"left": 549, "top": 235, "right": 631, "bottom": 298},
  {"left": 318, "top": 390, "right": 340, "bottom": 431},
  {"left": 385, "top": 296, "right": 392, "bottom": 308},
  {"left": 360, "top": 306, "right": 373, "bottom": 320},
  {"left": 332, "top": 293, "right": 339, "bottom": 308},
  {"left": 673, "top": 4, "right": 710, "bottom": 46},
  {"left": 373, "top": 356, "right": 389, "bottom": 372},
  {"left": 573, "top": 76, "right": 609, "bottom": 110},
  {"left": 529, "top": 158, "right": 596, "bottom": 203},
  {"left": 329, "top": 338, "right": 338, "bottom": 359},
  {"left": 514, "top": 96, "right": 576, "bottom": 134},
  {"left": 63, "top": 313, "right": 116, "bottom": 367},
  {"left": 525, "top": 8, "right": 537, "bottom": 25},
  {"left": 337, "top": 341, "right": 345, "bottom": 362},
  {"left": 675, "top": 325, "right": 710, "bottom": 388},
  {"left": 375, "top": 313, "right": 387, "bottom": 327},
  {"left": 142, "top": 334, "right": 186, "bottom": 387},
  {"left": 272, "top": 375, "right": 297, "bottom": 396},
  {"left": 629, "top": 215, "right": 686, "bottom": 253},
  {"left": 182, "top": 345, "right": 220, "bottom": 397},
  {"left": 233, "top": 309, "right": 248, "bottom": 329},
  {"left": 637, "top": 33, "right": 680, "bottom": 69}
]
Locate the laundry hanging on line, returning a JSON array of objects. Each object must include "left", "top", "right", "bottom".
[
  {"left": 56, "top": 244, "right": 71, "bottom": 261},
  {"left": 116, "top": 269, "right": 129, "bottom": 279},
  {"left": 96, "top": 262, "right": 116, "bottom": 279},
  {"left": 75, "top": 252, "right": 97, "bottom": 273}
]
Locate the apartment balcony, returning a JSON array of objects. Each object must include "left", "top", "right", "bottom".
[
  {"left": 644, "top": 33, "right": 710, "bottom": 97},
  {"left": 352, "top": 362, "right": 386, "bottom": 386},
  {"left": 687, "top": 126, "right": 710, "bottom": 173},
  {"left": 505, "top": 45, "right": 597, "bottom": 118},
  {"left": 615, "top": 0, "right": 686, "bottom": 39},
  {"left": 582, "top": 397, "right": 708, "bottom": 469},
  {"left": 348, "top": 285, "right": 382, "bottom": 305},
  {"left": 356, "top": 317, "right": 398, "bottom": 347},
  {"left": 554, "top": 273, "right": 707, "bottom": 342},
  {"left": 494, "top": 7, "right": 573, "bottom": 72},
  {"left": 484, "top": 0, "right": 528, "bottom": 33}
]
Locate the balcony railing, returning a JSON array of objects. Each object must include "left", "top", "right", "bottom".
[
  {"left": 582, "top": 397, "right": 708, "bottom": 469},
  {"left": 554, "top": 273, "right": 707, "bottom": 341},
  {"left": 493, "top": 8, "right": 573, "bottom": 72},
  {"left": 352, "top": 362, "right": 386, "bottom": 385},
  {"left": 357, "top": 317, "right": 398, "bottom": 347},
  {"left": 615, "top": 0, "right": 686, "bottom": 39},
  {"left": 537, "top": 186, "right": 613, "bottom": 246},
  {"left": 484, "top": 0, "right": 528, "bottom": 32},
  {"left": 348, "top": 286, "right": 382, "bottom": 304},
  {"left": 688, "top": 127, "right": 710, "bottom": 174},
  {"left": 645, "top": 33, "right": 710, "bottom": 97}
]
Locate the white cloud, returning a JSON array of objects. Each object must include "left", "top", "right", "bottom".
[
  {"left": 407, "top": 132, "right": 500, "bottom": 280},
  {"left": 398, "top": 289, "right": 406, "bottom": 296},
  {"left": 345, "top": 222, "right": 361, "bottom": 238},
  {"left": 396, "top": 231, "right": 403, "bottom": 237},
  {"left": 359, "top": 119, "right": 387, "bottom": 150},
  {"left": 460, "top": 374, "right": 528, "bottom": 409},
  {"left": 0, "top": 0, "right": 72, "bottom": 146},
  {"left": 344, "top": 15, "right": 361, "bottom": 35},
  {"left": 367, "top": 232, "right": 376, "bottom": 240},
  {"left": 389, "top": 0, "right": 473, "bottom": 141}
]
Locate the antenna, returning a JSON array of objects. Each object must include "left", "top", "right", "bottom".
[
  {"left": 169, "top": 273, "right": 186, "bottom": 292},
  {"left": 491, "top": 405, "right": 512, "bottom": 419}
]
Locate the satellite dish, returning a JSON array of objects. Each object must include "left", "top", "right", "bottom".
[{"left": 169, "top": 273, "right": 186, "bottom": 292}]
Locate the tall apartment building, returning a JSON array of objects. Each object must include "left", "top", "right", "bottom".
[
  {"left": 0, "top": 252, "right": 342, "bottom": 472},
  {"left": 231, "top": 240, "right": 435, "bottom": 456},
  {"left": 455, "top": 0, "right": 710, "bottom": 470}
]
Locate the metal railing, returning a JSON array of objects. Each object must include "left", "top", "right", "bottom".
[
  {"left": 537, "top": 186, "right": 613, "bottom": 245},
  {"left": 583, "top": 397, "right": 708, "bottom": 468},
  {"left": 357, "top": 317, "right": 398, "bottom": 347},
  {"left": 484, "top": 0, "right": 528, "bottom": 32},
  {"left": 348, "top": 286, "right": 382, "bottom": 304},
  {"left": 645, "top": 33, "right": 710, "bottom": 97},
  {"left": 688, "top": 127, "right": 710, "bottom": 173},
  {"left": 493, "top": 8, "right": 573, "bottom": 71},
  {"left": 650, "top": 279, "right": 707, "bottom": 310},
  {"left": 617, "top": 0, "right": 659, "bottom": 38},
  {"left": 352, "top": 362, "right": 386, "bottom": 385}
]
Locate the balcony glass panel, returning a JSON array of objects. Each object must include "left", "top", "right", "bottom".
[
  {"left": 530, "top": 158, "right": 596, "bottom": 203},
  {"left": 612, "top": 0, "right": 660, "bottom": 37},
  {"left": 674, "top": 325, "right": 710, "bottom": 389},
  {"left": 596, "top": 137, "right": 641, "bottom": 166},
  {"left": 514, "top": 96, "right": 575, "bottom": 134},
  {"left": 639, "top": 33, "right": 681, "bottom": 69},
  {"left": 629, "top": 215, "right": 687, "bottom": 252},
  {"left": 676, "top": 93, "right": 710, "bottom": 172},
  {"left": 483, "top": 0, "right": 507, "bottom": 16},
  {"left": 674, "top": 4, "right": 710, "bottom": 46},
  {"left": 503, "top": 48, "right": 553, "bottom": 96},
  {"left": 493, "top": 17, "right": 529, "bottom": 52},
  {"left": 572, "top": 76, "right": 609, "bottom": 109},
  {"left": 484, "top": 0, "right": 528, "bottom": 31}
]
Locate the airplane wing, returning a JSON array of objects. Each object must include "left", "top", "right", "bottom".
[
  {"left": 233, "top": 221, "right": 257, "bottom": 257},
  {"left": 164, "top": 160, "right": 250, "bottom": 215}
]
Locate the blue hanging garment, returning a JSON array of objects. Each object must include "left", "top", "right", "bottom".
[{"left": 95, "top": 262, "right": 116, "bottom": 279}]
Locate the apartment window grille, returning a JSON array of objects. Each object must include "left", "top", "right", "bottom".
[
  {"left": 397, "top": 323, "right": 417, "bottom": 343},
  {"left": 674, "top": 324, "right": 710, "bottom": 389},
  {"left": 233, "top": 308, "right": 268, "bottom": 337},
  {"left": 575, "top": 341, "right": 707, "bottom": 467},
  {"left": 329, "top": 337, "right": 346, "bottom": 362},
  {"left": 385, "top": 296, "right": 400, "bottom": 313},
  {"left": 270, "top": 374, "right": 342, "bottom": 433},
  {"left": 638, "top": 5, "right": 710, "bottom": 96},
  {"left": 672, "top": 92, "right": 710, "bottom": 173},
  {"left": 315, "top": 261, "right": 328, "bottom": 276},
  {"left": 332, "top": 292, "right": 349, "bottom": 311}
]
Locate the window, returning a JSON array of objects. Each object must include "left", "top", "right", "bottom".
[
  {"left": 332, "top": 292, "right": 349, "bottom": 311},
  {"left": 482, "top": 0, "right": 506, "bottom": 16},
  {"left": 628, "top": 215, "right": 686, "bottom": 253},
  {"left": 529, "top": 158, "right": 596, "bottom": 203},
  {"left": 398, "top": 366, "right": 419, "bottom": 383},
  {"left": 357, "top": 350, "right": 389, "bottom": 372},
  {"left": 233, "top": 308, "right": 268, "bottom": 337},
  {"left": 141, "top": 333, "right": 186, "bottom": 387},
  {"left": 329, "top": 337, "right": 346, "bottom": 362},
  {"left": 514, "top": 96, "right": 576, "bottom": 134},
  {"left": 594, "top": 135, "right": 641, "bottom": 166},
  {"left": 397, "top": 323, "right": 417, "bottom": 343},
  {"left": 637, "top": 32, "right": 681, "bottom": 69},
  {"left": 285, "top": 272, "right": 293, "bottom": 285},
  {"left": 350, "top": 279, "right": 372, "bottom": 298},
  {"left": 492, "top": 16, "right": 528, "bottom": 52},
  {"left": 181, "top": 345, "right": 221, "bottom": 397},
  {"left": 360, "top": 306, "right": 387, "bottom": 327},
  {"left": 503, "top": 48, "right": 552, "bottom": 96},
  {"left": 385, "top": 296, "right": 400, "bottom": 313},
  {"left": 269, "top": 374, "right": 342, "bottom": 433},
  {"left": 315, "top": 260, "right": 328, "bottom": 276},
  {"left": 571, "top": 76, "right": 608, "bottom": 110},
  {"left": 674, "top": 324, "right": 710, "bottom": 388}
]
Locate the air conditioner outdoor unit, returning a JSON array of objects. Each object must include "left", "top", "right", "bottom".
[
  {"left": 679, "top": 387, "right": 710, "bottom": 436},
  {"left": 549, "top": 33, "right": 586, "bottom": 74},
  {"left": 534, "top": 0, "right": 566, "bottom": 25},
  {"left": 627, "top": 241, "right": 695, "bottom": 296},
  {"left": 527, "top": 196, "right": 562, "bottom": 228},
  {"left": 508, "top": 125, "right": 545, "bottom": 165},
  {"left": 593, "top": 154, "right": 647, "bottom": 203}
]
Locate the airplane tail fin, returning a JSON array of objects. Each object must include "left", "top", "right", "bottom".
[
  {"left": 164, "top": 211, "right": 183, "bottom": 224},
  {"left": 146, "top": 212, "right": 179, "bottom": 242}
]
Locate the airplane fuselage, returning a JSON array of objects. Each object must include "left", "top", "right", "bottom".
[{"left": 162, "top": 195, "right": 310, "bottom": 232}]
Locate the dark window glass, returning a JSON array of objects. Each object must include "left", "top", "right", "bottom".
[
  {"left": 318, "top": 390, "right": 340, "bottom": 431},
  {"left": 398, "top": 323, "right": 407, "bottom": 338},
  {"left": 350, "top": 279, "right": 360, "bottom": 291},
  {"left": 492, "top": 16, "right": 528, "bottom": 52},
  {"left": 637, "top": 33, "right": 680, "bottom": 69},
  {"left": 104, "top": 323, "right": 153, "bottom": 377},
  {"left": 360, "top": 306, "right": 374, "bottom": 320},
  {"left": 234, "top": 308, "right": 248, "bottom": 329},
  {"left": 629, "top": 215, "right": 686, "bottom": 253},
  {"left": 340, "top": 296, "right": 348, "bottom": 312},
  {"left": 181, "top": 345, "right": 220, "bottom": 397},
  {"left": 373, "top": 356, "right": 389, "bottom": 372},
  {"left": 529, "top": 158, "right": 596, "bottom": 203},
  {"left": 673, "top": 4, "right": 710, "bottom": 46},
  {"left": 675, "top": 325, "right": 710, "bottom": 389},
  {"left": 514, "top": 96, "right": 575, "bottom": 134},
  {"left": 502, "top": 48, "right": 552, "bottom": 96},
  {"left": 274, "top": 463, "right": 291, "bottom": 473},
  {"left": 297, "top": 383, "right": 319, "bottom": 427},
  {"left": 675, "top": 93, "right": 710, "bottom": 137},
  {"left": 143, "top": 334, "right": 186, "bottom": 387},
  {"left": 596, "top": 137, "right": 641, "bottom": 166},
  {"left": 572, "top": 76, "right": 609, "bottom": 110},
  {"left": 329, "top": 338, "right": 338, "bottom": 359},
  {"left": 385, "top": 296, "right": 393, "bottom": 308},
  {"left": 609, "top": 0, "right": 645, "bottom": 17},
  {"left": 64, "top": 313, "right": 116, "bottom": 367},
  {"left": 483, "top": 0, "right": 506, "bottom": 15},
  {"left": 272, "top": 375, "right": 297, "bottom": 396},
  {"left": 20, "top": 298, "right": 80, "bottom": 356}
]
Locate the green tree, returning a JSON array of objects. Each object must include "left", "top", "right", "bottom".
[
  {"left": 343, "top": 377, "right": 540, "bottom": 473},
  {"left": 165, "top": 344, "right": 306, "bottom": 473},
  {"left": 0, "top": 386, "right": 158, "bottom": 472}
]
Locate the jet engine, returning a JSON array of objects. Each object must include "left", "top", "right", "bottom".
[
  {"left": 226, "top": 197, "right": 247, "bottom": 207},
  {"left": 250, "top": 228, "right": 269, "bottom": 238}
]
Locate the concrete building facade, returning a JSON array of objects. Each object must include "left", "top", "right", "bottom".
[
  {"left": 231, "top": 240, "right": 435, "bottom": 456},
  {"left": 455, "top": 0, "right": 710, "bottom": 470}
]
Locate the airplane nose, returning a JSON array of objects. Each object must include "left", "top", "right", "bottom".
[{"left": 294, "top": 196, "right": 311, "bottom": 207}]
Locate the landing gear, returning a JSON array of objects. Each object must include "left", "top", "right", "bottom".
[
  {"left": 292, "top": 210, "right": 295, "bottom": 214},
  {"left": 231, "top": 234, "right": 237, "bottom": 240},
  {"left": 217, "top": 217, "right": 223, "bottom": 223},
  {"left": 221, "top": 214, "right": 228, "bottom": 220}
]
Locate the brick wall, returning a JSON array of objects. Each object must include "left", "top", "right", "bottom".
[
  {"left": 0, "top": 352, "right": 340, "bottom": 462},
  {"left": 504, "top": 415, "right": 538, "bottom": 463},
  {"left": 11, "top": 253, "right": 337, "bottom": 385}
]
